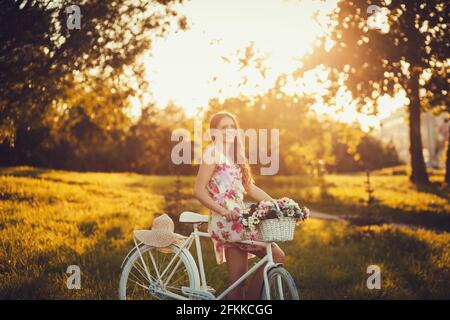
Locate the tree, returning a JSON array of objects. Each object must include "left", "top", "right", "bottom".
[
  {"left": 122, "top": 106, "right": 190, "bottom": 175},
  {"left": 357, "top": 135, "right": 402, "bottom": 170},
  {"left": 446, "top": 122, "right": 450, "bottom": 184},
  {"left": 205, "top": 75, "right": 333, "bottom": 176},
  {"left": 326, "top": 123, "right": 402, "bottom": 173},
  {"left": 302, "top": 0, "right": 448, "bottom": 184},
  {"left": 0, "top": 0, "right": 185, "bottom": 142}
]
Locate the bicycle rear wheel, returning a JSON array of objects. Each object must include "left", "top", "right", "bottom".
[
  {"left": 260, "top": 266, "right": 299, "bottom": 300},
  {"left": 119, "top": 244, "right": 199, "bottom": 300}
]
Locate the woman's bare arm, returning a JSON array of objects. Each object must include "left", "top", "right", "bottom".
[
  {"left": 247, "top": 182, "right": 274, "bottom": 202},
  {"left": 193, "top": 162, "right": 224, "bottom": 214},
  {"left": 193, "top": 162, "right": 239, "bottom": 221}
]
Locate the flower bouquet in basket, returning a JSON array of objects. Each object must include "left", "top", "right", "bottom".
[{"left": 241, "top": 197, "right": 310, "bottom": 242}]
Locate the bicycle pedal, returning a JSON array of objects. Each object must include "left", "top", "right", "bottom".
[{"left": 182, "top": 286, "right": 216, "bottom": 300}]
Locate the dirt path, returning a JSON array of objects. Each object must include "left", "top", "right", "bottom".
[
  {"left": 309, "top": 210, "right": 344, "bottom": 221},
  {"left": 310, "top": 209, "right": 420, "bottom": 229}
]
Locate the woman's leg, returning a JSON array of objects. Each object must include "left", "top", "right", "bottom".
[
  {"left": 224, "top": 245, "right": 248, "bottom": 300},
  {"left": 245, "top": 243, "right": 285, "bottom": 300}
]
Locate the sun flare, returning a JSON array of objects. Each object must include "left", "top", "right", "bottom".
[
  {"left": 136, "top": 1, "right": 336, "bottom": 113},
  {"left": 130, "top": 0, "right": 405, "bottom": 130}
]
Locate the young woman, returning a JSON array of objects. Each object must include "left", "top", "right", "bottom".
[{"left": 193, "top": 111, "right": 285, "bottom": 300}]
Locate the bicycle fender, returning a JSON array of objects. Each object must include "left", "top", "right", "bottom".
[{"left": 120, "top": 242, "right": 146, "bottom": 269}]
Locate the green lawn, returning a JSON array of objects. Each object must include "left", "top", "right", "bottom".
[
  {"left": 257, "top": 167, "right": 450, "bottom": 231},
  {"left": 0, "top": 166, "right": 449, "bottom": 299}
]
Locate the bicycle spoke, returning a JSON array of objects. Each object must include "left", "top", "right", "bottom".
[
  {"left": 121, "top": 245, "right": 194, "bottom": 300},
  {"left": 163, "top": 257, "right": 183, "bottom": 286},
  {"left": 129, "top": 269, "right": 151, "bottom": 286},
  {"left": 168, "top": 269, "right": 189, "bottom": 286},
  {"left": 148, "top": 250, "right": 163, "bottom": 284},
  {"left": 132, "top": 260, "right": 152, "bottom": 282},
  {"left": 130, "top": 279, "right": 150, "bottom": 290}
]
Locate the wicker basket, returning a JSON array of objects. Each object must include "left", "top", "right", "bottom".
[{"left": 257, "top": 216, "right": 296, "bottom": 242}]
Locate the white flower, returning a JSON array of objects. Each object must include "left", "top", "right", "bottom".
[{"left": 255, "top": 210, "right": 265, "bottom": 218}]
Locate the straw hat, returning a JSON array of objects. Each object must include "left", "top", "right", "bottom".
[{"left": 134, "top": 214, "right": 186, "bottom": 247}]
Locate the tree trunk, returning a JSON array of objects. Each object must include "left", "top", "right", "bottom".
[
  {"left": 445, "top": 123, "right": 450, "bottom": 184},
  {"left": 408, "top": 70, "right": 429, "bottom": 184}
]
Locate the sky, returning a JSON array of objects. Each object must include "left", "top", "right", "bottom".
[{"left": 129, "top": 0, "right": 407, "bottom": 131}]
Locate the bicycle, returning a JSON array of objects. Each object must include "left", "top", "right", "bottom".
[{"left": 118, "top": 211, "right": 299, "bottom": 300}]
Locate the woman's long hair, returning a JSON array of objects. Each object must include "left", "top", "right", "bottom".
[{"left": 209, "top": 111, "right": 254, "bottom": 193}]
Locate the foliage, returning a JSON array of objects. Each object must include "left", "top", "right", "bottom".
[
  {"left": 0, "top": 0, "right": 185, "bottom": 142},
  {"left": 303, "top": 0, "right": 449, "bottom": 184}
]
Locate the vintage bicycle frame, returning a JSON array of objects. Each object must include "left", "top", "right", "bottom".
[{"left": 128, "top": 222, "right": 280, "bottom": 300}]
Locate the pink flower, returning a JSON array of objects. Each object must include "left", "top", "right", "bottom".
[
  {"left": 221, "top": 230, "right": 230, "bottom": 240},
  {"left": 214, "top": 189, "right": 236, "bottom": 205},
  {"left": 211, "top": 230, "right": 220, "bottom": 241},
  {"left": 231, "top": 220, "right": 244, "bottom": 233},
  {"left": 225, "top": 189, "right": 236, "bottom": 199},
  {"left": 217, "top": 164, "right": 227, "bottom": 171},
  {"left": 208, "top": 182, "right": 220, "bottom": 194},
  {"left": 216, "top": 168, "right": 229, "bottom": 180},
  {"left": 216, "top": 221, "right": 224, "bottom": 229},
  {"left": 277, "top": 198, "right": 288, "bottom": 207}
]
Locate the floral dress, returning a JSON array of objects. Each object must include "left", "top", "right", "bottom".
[{"left": 205, "top": 145, "right": 264, "bottom": 265}]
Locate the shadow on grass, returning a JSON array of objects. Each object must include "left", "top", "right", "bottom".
[
  {"left": 0, "top": 166, "right": 92, "bottom": 188},
  {"left": 416, "top": 181, "right": 450, "bottom": 203},
  {"left": 283, "top": 222, "right": 450, "bottom": 299},
  {"left": 0, "top": 166, "right": 50, "bottom": 178},
  {"left": 305, "top": 188, "right": 450, "bottom": 232}
]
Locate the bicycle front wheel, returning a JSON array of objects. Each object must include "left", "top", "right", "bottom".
[
  {"left": 260, "top": 266, "right": 299, "bottom": 300},
  {"left": 119, "top": 244, "right": 199, "bottom": 300}
]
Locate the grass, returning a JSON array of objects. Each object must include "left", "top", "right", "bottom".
[
  {"left": 0, "top": 166, "right": 449, "bottom": 299},
  {"left": 256, "top": 166, "right": 450, "bottom": 231}
]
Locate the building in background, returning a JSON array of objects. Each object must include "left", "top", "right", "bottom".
[{"left": 374, "top": 108, "right": 448, "bottom": 169}]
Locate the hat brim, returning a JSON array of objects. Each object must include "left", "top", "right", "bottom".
[{"left": 134, "top": 230, "right": 186, "bottom": 248}]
